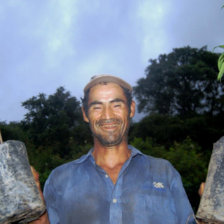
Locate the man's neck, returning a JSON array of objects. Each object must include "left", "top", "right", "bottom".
[
  {"left": 92, "top": 141, "right": 131, "bottom": 184},
  {"left": 92, "top": 141, "right": 131, "bottom": 168}
]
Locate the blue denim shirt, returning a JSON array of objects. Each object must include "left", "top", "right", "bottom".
[{"left": 44, "top": 145, "right": 196, "bottom": 224}]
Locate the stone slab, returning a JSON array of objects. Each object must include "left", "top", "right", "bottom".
[
  {"left": 196, "top": 136, "right": 224, "bottom": 223},
  {"left": 0, "top": 140, "right": 46, "bottom": 224}
]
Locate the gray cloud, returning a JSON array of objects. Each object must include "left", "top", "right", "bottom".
[{"left": 0, "top": 0, "right": 224, "bottom": 122}]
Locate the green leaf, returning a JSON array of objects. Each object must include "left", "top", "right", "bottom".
[
  {"left": 217, "top": 66, "right": 224, "bottom": 81},
  {"left": 218, "top": 53, "right": 224, "bottom": 70},
  {"left": 217, "top": 54, "right": 224, "bottom": 81},
  {"left": 213, "top": 45, "right": 224, "bottom": 51}
]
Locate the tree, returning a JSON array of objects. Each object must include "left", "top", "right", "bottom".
[
  {"left": 0, "top": 121, "right": 27, "bottom": 142},
  {"left": 134, "top": 46, "right": 224, "bottom": 117},
  {"left": 129, "top": 114, "right": 185, "bottom": 147},
  {"left": 129, "top": 112, "right": 223, "bottom": 153},
  {"left": 21, "top": 87, "right": 89, "bottom": 157}
]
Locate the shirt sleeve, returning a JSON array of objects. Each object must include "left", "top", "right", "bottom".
[
  {"left": 170, "top": 169, "right": 197, "bottom": 224},
  {"left": 43, "top": 173, "right": 60, "bottom": 224}
]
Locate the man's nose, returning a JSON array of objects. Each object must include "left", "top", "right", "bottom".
[{"left": 102, "top": 106, "right": 113, "bottom": 119}]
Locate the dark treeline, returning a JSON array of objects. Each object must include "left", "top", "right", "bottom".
[{"left": 1, "top": 46, "right": 224, "bottom": 211}]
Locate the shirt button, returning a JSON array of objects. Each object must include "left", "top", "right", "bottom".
[
  {"left": 105, "top": 174, "right": 109, "bottom": 178},
  {"left": 112, "top": 198, "right": 117, "bottom": 203}
]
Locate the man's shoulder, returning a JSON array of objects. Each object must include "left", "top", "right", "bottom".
[
  {"left": 144, "top": 154, "right": 173, "bottom": 167},
  {"left": 131, "top": 146, "right": 179, "bottom": 179},
  {"left": 136, "top": 152, "right": 181, "bottom": 185},
  {"left": 52, "top": 159, "right": 77, "bottom": 175},
  {"left": 131, "top": 145, "right": 173, "bottom": 168},
  {"left": 46, "top": 152, "right": 91, "bottom": 184}
]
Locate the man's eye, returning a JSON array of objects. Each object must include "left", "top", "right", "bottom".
[{"left": 114, "top": 104, "right": 121, "bottom": 108}]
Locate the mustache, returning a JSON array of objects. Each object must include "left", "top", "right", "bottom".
[{"left": 96, "top": 118, "right": 122, "bottom": 126}]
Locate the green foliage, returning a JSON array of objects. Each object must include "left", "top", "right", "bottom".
[
  {"left": 18, "top": 87, "right": 92, "bottom": 186},
  {"left": 134, "top": 46, "right": 224, "bottom": 117},
  {"left": 27, "top": 144, "right": 66, "bottom": 187},
  {"left": 0, "top": 122, "right": 27, "bottom": 142},
  {"left": 214, "top": 45, "right": 224, "bottom": 81},
  {"left": 129, "top": 113, "right": 223, "bottom": 153},
  {"left": 216, "top": 3, "right": 224, "bottom": 81},
  {"left": 129, "top": 114, "right": 184, "bottom": 147},
  {"left": 21, "top": 86, "right": 91, "bottom": 158},
  {"left": 218, "top": 52, "right": 224, "bottom": 81},
  {"left": 166, "top": 138, "right": 207, "bottom": 211}
]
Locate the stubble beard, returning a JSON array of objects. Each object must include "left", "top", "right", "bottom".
[{"left": 90, "top": 118, "right": 130, "bottom": 147}]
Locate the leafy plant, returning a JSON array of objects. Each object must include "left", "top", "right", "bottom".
[
  {"left": 216, "top": 5, "right": 224, "bottom": 81},
  {"left": 214, "top": 45, "right": 224, "bottom": 81}
]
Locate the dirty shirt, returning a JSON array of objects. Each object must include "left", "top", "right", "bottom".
[{"left": 43, "top": 145, "right": 196, "bottom": 224}]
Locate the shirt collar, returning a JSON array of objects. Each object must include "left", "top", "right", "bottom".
[
  {"left": 128, "top": 145, "right": 143, "bottom": 158},
  {"left": 75, "top": 145, "right": 143, "bottom": 164}
]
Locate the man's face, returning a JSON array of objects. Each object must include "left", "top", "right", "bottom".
[{"left": 82, "top": 82, "right": 135, "bottom": 147}]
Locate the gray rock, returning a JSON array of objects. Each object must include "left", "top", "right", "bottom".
[
  {"left": 0, "top": 140, "right": 46, "bottom": 224},
  {"left": 196, "top": 136, "right": 224, "bottom": 223}
]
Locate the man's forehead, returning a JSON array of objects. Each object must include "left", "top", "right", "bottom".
[{"left": 88, "top": 83, "right": 126, "bottom": 100}]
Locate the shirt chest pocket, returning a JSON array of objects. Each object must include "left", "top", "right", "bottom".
[
  {"left": 122, "top": 185, "right": 177, "bottom": 224},
  {"left": 141, "top": 182, "right": 175, "bottom": 210},
  {"left": 124, "top": 182, "right": 177, "bottom": 221}
]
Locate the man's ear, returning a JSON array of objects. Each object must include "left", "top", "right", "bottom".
[
  {"left": 129, "top": 100, "right": 136, "bottom": 118},
  {"left": 82, "top": 106, "right": 89, "bottom": 123}
]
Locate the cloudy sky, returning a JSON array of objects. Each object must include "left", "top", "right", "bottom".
[{"left": 0, "top": 0, "right": 224, "bottom": 122}]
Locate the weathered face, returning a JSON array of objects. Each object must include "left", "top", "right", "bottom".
[{"left": 82, "top": 83, "right": 135, "bottom": 147}]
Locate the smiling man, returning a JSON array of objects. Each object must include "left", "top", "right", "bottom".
[{"left": 32, "top": 75, "right": 197, "bottom": 224}]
